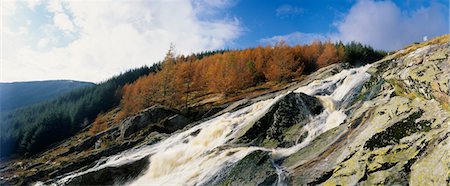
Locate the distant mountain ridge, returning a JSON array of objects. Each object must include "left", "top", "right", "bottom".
[{"left": 0, "top": 80, "right": 95, "bottom": 112}]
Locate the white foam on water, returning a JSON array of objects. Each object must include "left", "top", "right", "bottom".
[{"left": 273, "top": 65, "right": 371, "bottom": 158}]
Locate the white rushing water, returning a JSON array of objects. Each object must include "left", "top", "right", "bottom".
[{"left": 51, "top": 65, "right": 371, "bottom": 186}]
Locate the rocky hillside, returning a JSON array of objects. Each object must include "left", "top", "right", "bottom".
[
  {"left": 0, "top": 35, "right": 448, "bottom": 185},
  {"left": 282, "top": 36, "right": 449, "bottom": 185}
]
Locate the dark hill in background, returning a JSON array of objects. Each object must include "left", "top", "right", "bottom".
[
  {"left": 0, "top": 80, "right": 95, "bottom": 112},
  {"left": 0, "top": 66, "right": 157, "bottom": 159}
]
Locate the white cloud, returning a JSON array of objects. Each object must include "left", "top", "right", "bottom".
[
  {"left": 260, "top": 32, "right": 328, "bottom": 45},
  {"left": 2, "top": 0, "right": 241, "bottom": 83},
  {"left": 334, "top": 0, "right": 448, "bottom": 50},
  {"left": 1, "top": 0, "right": 17, "bottom": 17},
  {"left": 261, "top": 0, "right": 449, "bottom": 51},
  {"left": 26, "top": 0, "right": 43, "bottom": 10},
  {"left": 276, "top": 4, "right": 304, "bottom": 18},
  {"left": 53, "top": 12, "right": 75, "bottom": 32},
  {"left": 37, "top": 38, "right": 50, "bottom": 49},
  {"left": 46, "top": 0, "right": 64, "bottom": 13}
]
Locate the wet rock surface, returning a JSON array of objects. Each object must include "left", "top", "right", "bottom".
[
  {"left": 236, "top": 92, "right": 323, "bottom": 148},
  {"left": 204, "top": 150, "right": 279, "bottom": 186},
  {"left": 64, "top": 156, "right": 149, "bottom": 185},
  {"left": 119, "top": 105, "right": 190, "bottom": 139}
]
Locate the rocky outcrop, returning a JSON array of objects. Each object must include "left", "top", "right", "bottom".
[
  {"left": 204, "top": 150, "right": 279, "bottom": 186},
  {"left": 64, "top": 156, "right": 149, "bottom": 185},
  {"left": 235, "top": 92, "right": 323, "bottom": 148},
  {"left": 286, "top": 40, "right": 450, "bottom": 185},
  {"left": 119, "top": 105, "right": 191, "bottom": 139}
]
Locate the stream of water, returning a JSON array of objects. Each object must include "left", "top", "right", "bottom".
[{"left": 50, "top": 65, "right": 371, "bottom": 186}]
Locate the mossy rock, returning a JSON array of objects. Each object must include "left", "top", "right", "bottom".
[
  {"left": 364, "top": 110, "right": 432, "bottom": 150},
  {"left": 235, "top": 92, "right": 323, "bottom": 148},
  {"left": 206, "top": 150, "right": 279, "bottom": 186}
]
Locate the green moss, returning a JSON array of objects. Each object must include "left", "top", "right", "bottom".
[
  {"left": 261, "top": 139, "right": 278, "bottom": 148},
  {"left": 388, "top": 80, "right": 425, "bottom": 100},
  {"left": 353, "top": 76, "right": 384, "bottom": 104},
  {"left": 375, "top": 60, "right": 392, "bottom": 72},
  {"left": 283, "top": 125, "right": 344, "bottom": 167},
  {"left": 214, "top": 150, "right": 278, "bottom": 186},
  {"left": 364, "top": 110, "right": 432, "bottom": 150}
]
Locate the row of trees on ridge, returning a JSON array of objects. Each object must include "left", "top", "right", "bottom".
[{"left": 117, "top": 41, "right": 385, "bottom": 120}]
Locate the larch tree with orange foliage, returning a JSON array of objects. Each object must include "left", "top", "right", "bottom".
[
  {"left": 265, "top": 41, "right": 300, "bottom": 81},
  {"left": 174, "top": 59, "right": 195, "bottom": 109},
  {"left": 253, "top": 45, "right": 272, "bottom": 82},
  {"left": 158, "top": 44, "right": 177, "bottom": 106},
  {"left": 302, "top": 41, "right": 322, "bottom": 73},
  {"left": 206, "top": 54, "right": 230, "bottom": 93},
  {"left": 317, "top": 42, "right": 340, "bottom": 68}
]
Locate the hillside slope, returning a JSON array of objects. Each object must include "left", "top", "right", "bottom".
[
  {"left": 0, "top": 80, "right": 94, "bottom": 112},
  {"left": 0, "top": 66, "right": 155, "bottom": 159},
  {"left": 0, "top": 35, "right": 448, "bottom": 185}
]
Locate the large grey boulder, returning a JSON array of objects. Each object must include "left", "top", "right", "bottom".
[
  {"left": 236, "top": 92, "right": 323, "bottom": 148},
  {"left": 204, "top": 150, "right": 280, "bottom": 186},
  {"left": 119, "top": 105, "right": 188, "bottom": 139}
]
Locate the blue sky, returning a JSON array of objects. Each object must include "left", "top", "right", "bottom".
[
  {"left": 2, "top": 0, "right": 449, "bottom": 82},
  {"left": 227, "top": 0, "right": 449, "bottom": 49},
  {"left": 227, "top": 0, "right": 354, "bottom": 48}
]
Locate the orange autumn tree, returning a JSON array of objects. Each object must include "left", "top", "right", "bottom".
[
  {"left": 89, "top": 113, "right": 109, "bottom": 135},
  {"left": 228, "top": 52, "right": 254, "bottom": 92},
  {"left": 158, "top": 45, "right": 177, "bottom": 106},
  {"left": 302, "top": 41, "right": 323, "bottom": 73},
  {"left": 265, "top": 41, "right": 305, "bottom": 81},
  {"left": 173, "top": 58, "right": 195, "bottom": 108},
  {"left": 252, "top": 45, "right": 271, "bottom": 82},
  {"left": 317, "top": 42, "right": 340, "bottom": 68}
]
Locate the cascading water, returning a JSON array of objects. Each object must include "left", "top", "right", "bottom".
[{"left": 49, "top": 65, "right": 372, "bottom": 186}]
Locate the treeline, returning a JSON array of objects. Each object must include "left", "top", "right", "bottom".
[
  {"left": 117, "top": 41, "right": 386, "bottom": 120},
  {"left": 0, "top": 66, "right": 156, "bottom": 158},
  {"left": 343, "top": 41, "right": 386, "bottom": 66}
]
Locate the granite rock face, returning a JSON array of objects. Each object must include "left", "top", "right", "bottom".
[
  {"left": 286, "top": 41, "right": 450, "bottom": 185},
  {"left": 119, "top": 105, "right": 191, "bottom": 139}
]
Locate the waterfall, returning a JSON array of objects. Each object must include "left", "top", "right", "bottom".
[
  {"left": 50, "top": 65, "right": 372, "bottom": 186},
  {"left": 129, "top": 94, "right": 286, "bottom": 185}
]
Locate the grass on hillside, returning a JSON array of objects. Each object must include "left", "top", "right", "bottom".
[{"left": 393, "top": 34, "right": 450, "bottom": 58}]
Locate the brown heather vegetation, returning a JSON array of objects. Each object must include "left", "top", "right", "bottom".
[{"left": 88, "top": 113, "right": 109, "bottom": 135}]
